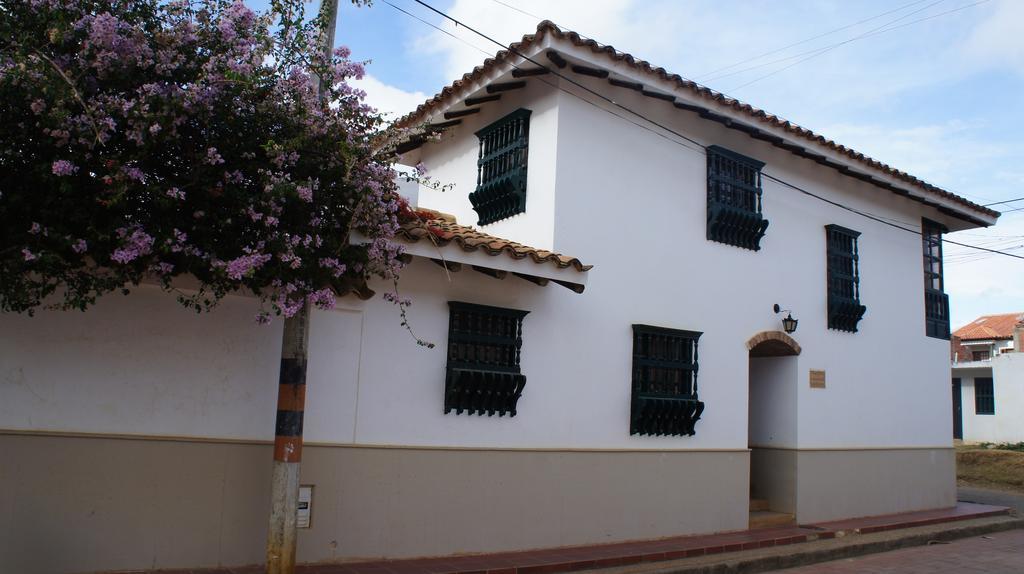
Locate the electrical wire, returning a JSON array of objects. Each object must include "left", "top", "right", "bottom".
[
  {"left": 983, "top": 196, "right": 1024, "bottom": 207},
  {"left": 475, "top": 0, "right": 998, "bottom": 207},
  {"left": 705, "top": 0, "right": 948, "bottom": 85},
  {"left": 388, "top": 0, "right": 1022, "bottom": 261},
  {"left": 382, "top": 0, "right": 706, "bottom": 155},
  {"left": 694, "top": 0, "right": 936, "bottom": 80},
  {"left": 724, "top": 0, "right": 990, "bottom": 92}
]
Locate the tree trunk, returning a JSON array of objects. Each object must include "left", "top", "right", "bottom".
[
  {"left": 265, "top": 3, "right": 339, "bottom": 572},
  {"left": 267, "top": 307, "right": 310, "bottom": 574}
]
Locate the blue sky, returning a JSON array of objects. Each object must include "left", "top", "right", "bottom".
[{"left": 256, "top": 0, "right": 1024, "bottom": 329}]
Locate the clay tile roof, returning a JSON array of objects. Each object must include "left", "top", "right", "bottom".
[
  {"left": 394, "top": 21, "right": 997, "bottom": 221},
  {"left": 953, "top": 312, "right": 1024, "bottom": 341},
  {"left": 396, "top": 210, "right": 591, "bottom": 273}
]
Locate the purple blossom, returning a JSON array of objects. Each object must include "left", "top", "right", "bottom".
[
  {"left": 123, "top": 166, "right": 146, "bottom": 182},
  {"left": 22, "top": 248, "right": 37, "bottom": 261},
  {"left": 308, "top": 288, "right": 336, "bottom": 310},
  {"left": 166, "top": 187, "right": 185, "bottom": 200},
  {"left": 52, "top": 160, "right": 78, "bottom": 176},
  {"left": 29, "top": 222, "right": 42, "bottom": 235},
  {"left": 110, "top": 227, "right": 154, "bottom": 264},
  {"left": 319, "top": 257, "right": 346, "bottom": 278},
  {"left": 205, "top": 147, "right": 224, "bottom": 165},
  {"left": 152, "top": 262, "right": 175, "bottom": 274},
  {"left": 246, "top": 206, "right": 264, "bottom": 221},
  {"left": 30, "top": 99, "right": 46, "bottom": 114},
  {"left": 72, "top": 239, "right": 88, "bottom": 253},
  {"left": 225, "top": 253, "right": 272, "bottom": 280},
  {"left": 296, "top": 185, "right": 312, "bottom": 202}
]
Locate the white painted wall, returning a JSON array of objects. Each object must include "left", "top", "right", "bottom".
[
  {"left": 549, "top": 71, "right": 954, "bottom": 449},
  {"left": 412, "top": 80, "right": 560, "bottom": 251},
  {"left": 1, "top": 62, "right": 965, "bottom": 452},
  {"left": 0, "top": 285, "right": 281, "bottom": 440},
  {"left": 957, "top": 354, "right": 1024, "bottom": 443}
]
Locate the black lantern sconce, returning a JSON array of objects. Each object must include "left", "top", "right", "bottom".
[{"left": 773, "top": 304, "right": 799, "bottom": 334}]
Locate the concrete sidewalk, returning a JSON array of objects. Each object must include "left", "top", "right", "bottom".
[
  {"left": 143, "top": 502, "right": 1015, "bottom": 574},
  {"left": 770, "top": 528, "right": 1024, "bottom": 573},
  {"left": 958, "top": 485, "right": 1024, "bottom": 515},
  {"left": 579, "top": 515, "right": 1023, "bottom": 574}
]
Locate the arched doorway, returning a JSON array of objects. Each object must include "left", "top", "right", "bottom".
[{"left": 747, "top": 332, "right": 799, "bottom": 527}]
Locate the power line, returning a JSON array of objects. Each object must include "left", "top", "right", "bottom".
[
  {"left": 984, "top": 196, "right": 1024, "bottom": 207},
  {"left": 486, "top": 0, "right": 542, "bottom": 23},
  {"left": 391, "top": 0, "right": 1021, "bottom": 261},
  {"left": 695, "top": 0, "right": 935, "bottom": 80},
  {"left": 765, "top": 169, "right": 1024, "bottom": 259},
  {"left": 706, "top": 0, "right": 948, "bottom": 85},
  {"left": 390, "top": 0, "right": 706, "bottom": 153},
  {"left": 476, "top": 0, "right": 999, "bottom": 208},
  {"left": 725, "top": 0, "right": 990, "bottom": 92}
]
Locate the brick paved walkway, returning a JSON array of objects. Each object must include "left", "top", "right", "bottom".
[
  {"left": 147, "top": 503, "right": 1008, "bottom": 574},
  {"left": 771, "top": 528, "right": 1024, "bottom": 573}
]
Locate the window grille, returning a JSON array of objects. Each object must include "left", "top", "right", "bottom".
[
  {"left": 444, "top": 302, "right": 529, "bottom": 417},
  {"left": 469, "top": 108, "right": 532, "bottom": 226},
  {"left": 825, "top": 225, "right": 867, "bottom": 332},
  {"left": 630, "top": 325, "right": 704, "bottom": 436},
  {"left": 706, "top": 145, "right": 769, "bottom": 250},
  {"left": 922, "top": 219, "right": 950, "bottom": 339},
  {"left": 974, "top": 377, "right": 994, "bottom": 415}
]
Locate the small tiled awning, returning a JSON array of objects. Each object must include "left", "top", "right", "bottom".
[{"left": 395, "top": 210, "right": 591, "bottom": 293}]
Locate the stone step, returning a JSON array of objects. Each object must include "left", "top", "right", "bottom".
[
  {"left": 750, "top": 498, "right": 771, "bottom": 512},
  {"left": 749, "top": 510, "right": 796, "bottom": 529}
]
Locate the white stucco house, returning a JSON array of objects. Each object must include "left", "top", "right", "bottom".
[
  {"left": 0, "top": 21, "right": 1003, "bottom": 573},
  {"left": 951, "top": 312, "right": 1024, "bottom": 443}
]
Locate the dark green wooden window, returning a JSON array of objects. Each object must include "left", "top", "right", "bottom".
[
  {"left": 445, "top": 302, "right": 528, "bottom": 417},
  {"left": 630, "top": 325, "right": 704, "bottom": 437},
  {"left": 470, "top": 108, "right": 532, "bottom": 226},
  {"left": 975, "top": 377, "right": 994, "bottom": 415},
  {"left": 923, "top": 218, "right": 950, "bottom": 339},
  {"left": 825, "top": 224, "right": 867, "bottom": 332},
  {"left": 706, "top": 145, "right": 769, "bottom": 250}
]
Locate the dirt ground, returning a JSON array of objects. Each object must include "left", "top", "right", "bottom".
[{"left": 956, "top": 444, "right": 1024, "bottom": 494}]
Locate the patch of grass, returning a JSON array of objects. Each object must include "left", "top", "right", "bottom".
[
  {"left": 957, "top": 448, "right": 1024, "bottom": 492},
  {"left": 978, "top": 442, "right": 1024, "bottom": 452}
]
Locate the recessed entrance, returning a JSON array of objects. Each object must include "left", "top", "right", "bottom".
[{"left": 747, "top": 331, "right": 799, "bottom": 528}]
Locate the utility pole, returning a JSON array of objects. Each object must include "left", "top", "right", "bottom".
[{"left": 266, "top": 2, "right": 338, "bottom": 573}]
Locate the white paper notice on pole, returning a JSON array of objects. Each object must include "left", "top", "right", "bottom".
[{"left": 298, "top": 485, "right": 313, "bottom": 529}]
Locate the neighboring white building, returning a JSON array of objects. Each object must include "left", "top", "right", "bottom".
[
  {"left": 0, "top": 22, "right": 1002, "bottom": 573},
  {"left": 951, "top": 313, "right": 1024, "bottom": 443}
]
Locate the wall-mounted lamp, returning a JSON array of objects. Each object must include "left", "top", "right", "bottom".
[{"left": 773, "top": 304, "right": 799, "bottom": 334}]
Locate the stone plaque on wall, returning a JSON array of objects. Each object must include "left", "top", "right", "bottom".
[{"left": 809, "top": 370, "right": 826, "bottom": 389}]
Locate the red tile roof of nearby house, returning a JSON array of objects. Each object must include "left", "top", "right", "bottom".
[
  {"left": 953, "top": 313, "right": 1024, "bottom": 341},
  {"left": 394, "top": 21, "right": 997, "bottom": 223},
  {"left": 396, "top": 209, "right": 592, "bottom": 273}
]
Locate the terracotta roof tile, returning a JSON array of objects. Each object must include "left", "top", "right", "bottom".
[
  {"left": 953, "top": 312, "right": 1024, "bottom": 341},
  {"left": 396, "top": 211, "right": 591, "bottom": 273},
  {"left": 394, "top": 21, "right": 997, "bottom": 221}
]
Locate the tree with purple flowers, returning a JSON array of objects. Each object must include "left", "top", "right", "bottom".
[{"left": 0, "top": 0, "right": 405, "bottom": 321}]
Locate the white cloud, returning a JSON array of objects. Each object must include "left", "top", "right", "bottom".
[
  {"left": 396, "top": 0, "right": 1024, "bottom": 326},
  {"left": 946, "top": 212, "right": 1024, "bottom": 329},
  {"left": 813, "top": 119, "right": 1010, "bottom": 203},
  {"left": 963, "top": 0, "right": 1024, "bottom": 75},
  {"left": 402, "top": 0, "right": 1008, "bottom": 122},
  {"left": 350, "top": 74, "right": 429, "bottom": 121}
]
